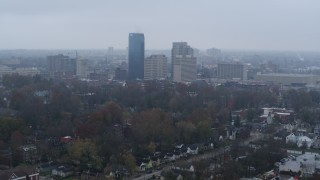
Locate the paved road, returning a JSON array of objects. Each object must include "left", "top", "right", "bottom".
[{"left": 132, "top": 170, "right": 161, "bottom": 180}]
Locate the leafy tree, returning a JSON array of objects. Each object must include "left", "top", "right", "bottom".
[
  {"left": 299, "top": 107, "right": 319, "bottom": 125},
  {"left": 0, "top": 117, "right": 25, "bottom": 142},
  {"left": 10, "top": 130, "right": 24, "bottom": 150},
  {"left": 120, "top": 152, "right": 136, "bottom": 174},
  {"left": 2, "top": 74, "right": 32, "bottom": 89},
  {"left": 147, "top": 141, "right": 156, "bottom": 154},
  {"left": 285, "top": 89, "right": 312, "bottom": 111},
  {"left": 131, "top": 109, "right": 175, "bottom": 147},
  {"left": 187, "top": 108, "right": 210, "bottom": 125},
  {"left": 68, "top": 139, "right": 101, "bottom": 169},
  {"left": 196, "top": 121, "right": 212, "bottom": 141},
  {"left": 90, "top": 101, "right": 123, "bottom": 125},
  {"left": 176, "top": 121, "right": 196, "bottom": 143}
]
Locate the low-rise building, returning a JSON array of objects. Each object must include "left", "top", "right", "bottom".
[
  {"left": 52, "top": 165, "right": 74, "bottom": 178},
  {"left": 0, "top": 166, "right": 39, "bottom": 180},
  {"left": 254, "top": 73, "right": 320, "bottom": 86},
  {"left": 286, "top": 133, "right": 313, "bottom": 148},
  {"left": 279, "top": 152, "right": 320, "bottom": 177}
]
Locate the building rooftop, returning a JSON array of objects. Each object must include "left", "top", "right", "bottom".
[
  {"left": 257, "top": 73, "right": 319, "bottom": 77},
  {"left": 279, "top": 152, "right": 320, "bottom": 175}
]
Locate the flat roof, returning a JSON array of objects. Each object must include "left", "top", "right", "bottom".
[{"left": 256, "top": 73, "right": 319, "bottom": 78}]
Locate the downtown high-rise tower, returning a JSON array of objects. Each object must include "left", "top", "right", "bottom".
[
  {"left": 128, "top": 33, "right": 145, "bottom": 80},
  {"left": 171, "top": 42, "right": 197, "bottom": 82}
]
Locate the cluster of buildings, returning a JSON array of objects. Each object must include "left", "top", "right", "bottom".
[
  {"left": 0, "top": 65, "right": 40, "bottom": 77},
  {"left": 47, "top": 54, "right": 88, "bottom": 79},
  {"left": 2, "top": 33, "right": 320, "bottom": 89},
  {"left": 135, "top": 143, "right": 206, "bottom": 172},
  {"left": 41, "top": 33, "right": 199, "bottom": 83},
  {"left": 127, "top": 33, "right": 198, "bottom": 83}
]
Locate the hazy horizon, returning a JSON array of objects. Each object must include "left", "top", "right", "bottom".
[{"left": 1, "top": 0, "right": 320, "bottom": 51}]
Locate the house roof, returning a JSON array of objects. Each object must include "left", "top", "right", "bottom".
[
  {"left": 286, "top": 133, "right": 297, "bottom": 138},
  {"left": 274, "top": 130, "right": 289, "bottom": 138},
  {"left": 53, "top": 165, "right": 74, "bottom": 173},
  {"left": 0, "top": 166, "right": 38, "bottom": 180},
  {"left": 20, "top": 144, "right": 37, "bottom": 152},
  {"left": 297, "top": 136, "right": 312, "bottom": 142},
  {"left": 279, "top": 152, "right": 320, "bottom": 174},
  {"left": 174, "top": 162, "right": 193, "bottom": 169},
  {"left": 175, "top": 144, "right": 184, "bottom": 149},
  {"left": 39, "top": 161, "right": 57, "bottom": 169},
  {"left": 188, "top": 145, "right": 198, "bottom": 150}
]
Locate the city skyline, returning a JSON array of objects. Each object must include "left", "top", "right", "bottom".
[{"left": 1, "top": 0, "right": 320, "bottom": 51}]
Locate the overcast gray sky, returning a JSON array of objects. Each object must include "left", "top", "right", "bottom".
[{"left": 0, "top": 0, "right": 319, "bottom": 51}]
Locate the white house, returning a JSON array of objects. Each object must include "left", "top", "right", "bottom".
[
  {"left": 52, "top": 165, "right": 74, "bottom": 178},
  {"left": 187, "top": 145, "right": 199, "bottom": 155},
  {"left": 297, "top": 136, "right": 313, "bottom": 148},
  {"left": 286, "top": 133, "right": 314, "bottom": 148},
  {"left": 172, "top": 164, "right": 195, "bottom": 172},
  {"left": 286, "top": 133, "right": 298, "bottom": 144}
]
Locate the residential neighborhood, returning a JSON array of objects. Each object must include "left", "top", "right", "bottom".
[{"left": 1, "top": 70, "right": 320, "bottom": 179}]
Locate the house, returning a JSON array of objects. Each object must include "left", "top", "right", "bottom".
[
  {"left": 177, "top": 174, "right": 183, "bottom": 180},
  {"left": 312, "top": 136, "right": 320, "bottom": 149},
  {"left": 226, "top": 128, "right": 237, "bottom": 140},
  {"left": 136, "top": 159, "right": 152, "bottom": 171},
  {"left": 52, "top": 165, "right": 74, "bottom": 178},
  {"left": 0, "top": 166, "right": 39, "bottom": 180},
  {"left": 173, "top": 151, "right": 182, "bottom": 160},
  {"left": 297, "top": 136, "right": 313, "bottom": 148},
  {"left": 164, "top": 153, "right": 176, "bottom": 162},
  {"left": 314, "top": 125, "right": 320, "bottom": 136},
  {"left": 248, "top": 142, "right": 263, "bottom": 151},
  {"left": 187, "top": 145, "right": 198, "bottom": 155},
  {"left": 175, "top": 144, "right": 184, "bottom": 149},
  {"left": 37, "top": 161, "right": 58, "bottom": 173},
  {"left": 286, "top": 133, "right": 313, "bottom": 148},
  {"left": 286, "top": 133, "right": 298, "bottom": 144},
  {"left": 172, "top": 162, "right": 195, "bottom": 172},
  {"left": 266, "top": 112, "right": 273, "bottom": 124},
  {"left": 260, "top": 107, "right": 293, "bottom": 124},
  {"left": 203, "top": 139, "right": 216, "bottom": 150},
  {"left": 105, "top": 164, "right": 129, "bottom": 178},
  {"left": 150, "top": 156, "right": 161, "bottom": 167},
  {"left": 273, "top": 129, "right": 289, "bottom": 141}
]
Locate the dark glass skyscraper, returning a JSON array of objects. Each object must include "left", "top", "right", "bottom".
[{"left": 128, "top": 33, "right": 145, "bottom": 80}]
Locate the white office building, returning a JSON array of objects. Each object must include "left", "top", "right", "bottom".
[
  {"left": 144, "top": 55, "right": 167, "bottom": 80},
  {"left": 76, "top": 58, "right": 88, "bottom": 79}
]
